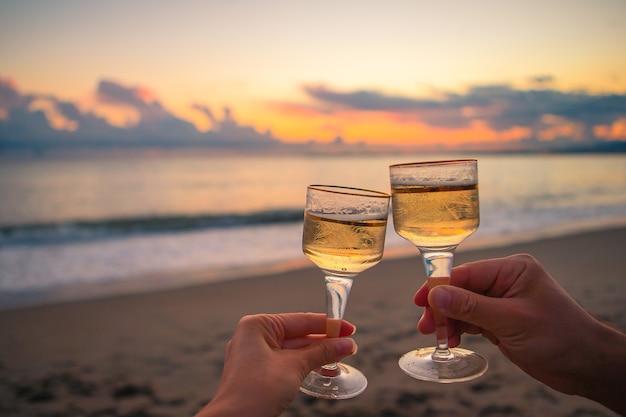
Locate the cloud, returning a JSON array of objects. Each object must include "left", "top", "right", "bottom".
[
  {"left": 0, "top": 77, "right": 26, "bottom": 111},
  {"left": 96, "top": 80, "right": 186, "bottom": 128},
  {"left": 268, "top": 101, "right": 334, "bottom": 118},
  {"left": 303, "top": 84, "right": 445, "bottom": 112},
  {"left": 97, "top": 80, "right": 156, "bottom": 109},
  {"left": 0, "top": 78, "right": 69, "bottom": 141},
  {"left": 2, "top": 75, "right": 625, "bottom": 152},
  {"left": 94, "top": 81, "right": 279, "bottom": 145},
  {"left": 298, "top": 85, "right": 475, "bottom": 130},
  {"left": 208, "top": 106, "right": 276, "bottom": 144},
  {"left": 0, "top": 77, "right": 281, "bottom": 148},
  {"left": 528, "top": 74, "right": 555, "bottom": 85},
  {"left": 464, "top": 87, "right": 626, "bottom": 141},
  {"left": 28, "top": 98, "right": 78, "bottom": 131},
  {"left": 300, "top": 83, "right": 626, "bottom": 144},
  {"left": 191, "top": 103, "right": 217, "bottom": 124}
]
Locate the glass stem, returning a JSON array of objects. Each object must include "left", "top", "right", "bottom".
[
  {"left": 422, "top": 251, "right": 455, "bottom": 361},
  {"left": 323, "top": 275, "right": 353, "bottom": 370}
]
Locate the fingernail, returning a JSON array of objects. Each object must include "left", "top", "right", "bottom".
[
  {"left": 335, "top": 338, "right": 357, "bottom": 356},
  {"left": 431, "top": 287, "right": 452, "bottom": 310}
]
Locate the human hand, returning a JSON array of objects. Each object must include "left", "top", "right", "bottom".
[
  {"left": 195, "top": 313, "right": 357, "bottom": 417},
  {"left": 414, "top": 254, "right": 625, "bottom": 413}
]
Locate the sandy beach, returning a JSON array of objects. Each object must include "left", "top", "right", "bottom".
[{"left": 0, "top": 227, "right": 624, "bottom": 417}]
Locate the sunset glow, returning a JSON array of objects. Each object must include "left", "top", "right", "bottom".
[{"left": 1, "top": 1, "right": 625, "bottom": 151}]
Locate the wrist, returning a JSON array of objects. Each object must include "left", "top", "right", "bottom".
[
  {"left": 193, "top": 398, "right": 233, "bottom": 417},
  {"left": 573, "top": 319, "right": 626, "bottom": 414},
  {"left": 194, "top": 388, "right": 280, "bottom": 417},
  {"left": 194, "top": 393, "right": 250, "bottom": 417}
]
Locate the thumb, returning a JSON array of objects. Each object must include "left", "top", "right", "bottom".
[
  {"left": 428, "top": 285, "right": 504, "bottom": 331},
  {"left": 300, "top": 338, "right": 357, "bottom": 371}
]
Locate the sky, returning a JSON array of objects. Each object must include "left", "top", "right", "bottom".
[{"left": 1, "top": 0, "right": 626, "bottom": 150}]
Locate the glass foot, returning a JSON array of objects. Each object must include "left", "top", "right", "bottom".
[
  {"left": 398, "top": 347, "right": 488, "bottom": 383},
  {"left": 299, "top": 363, "right": 367, "bottom": 399}
]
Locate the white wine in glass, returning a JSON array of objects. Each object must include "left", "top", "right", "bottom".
[
  {"left": 390, "top": 159, "right": 487, "bottom": 383},
  {"left": 300, "top": 185, "right": 390, "bottom": 399}
]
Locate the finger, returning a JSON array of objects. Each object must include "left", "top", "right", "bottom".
[
  {"left": 447, "top": 331, "right": 461, "bottom": 348},
  {"left": 482, "top": 329, "right": 500, "bottom": 345},
  {"left": 233, "top": 313, "right": 328, "bottom": 349},
  {"left": 281, "top": 335, "right": 325, "bottom": 350},
  {"left": 419, "top": 312, "right": 463, "bottom": 347},
  {"left": 337, "top": 320, "right": 357, "bottom": 337},
  {"left": 274, "top": 313, "right": 326, "bottom": 338},
  {"left": 272, "top": 313, "right": 355, "bottom": 339},
  {"left": 417, "top": 306, "right": 435, "bottom": 334},
  {"left": 428, "top": 285, "right": 511, "bottom": 332},
  {"left": 451, "top": 254, "right": 540, "bottom": 297},
  {"left": 462, "top": 323, "right": 483, "bottom": 335},
  {"left": 300, "top": 338, "right": 357, "bottom": 371},
  {"left": 414, "top": 281, "right": 430, "bottom": 306}
]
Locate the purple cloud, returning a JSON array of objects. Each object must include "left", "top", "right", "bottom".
[
  {"left": 0, "top": 77, "right": 281, "bottom": 148},
  {"left": 302, "top": 82, "right": 626, "bottom": 142}
]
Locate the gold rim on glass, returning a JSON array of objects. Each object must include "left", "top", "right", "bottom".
[
  {"left": 389, "top": 158, "right": 477, "bottom": 169},
  {"left": 307, "top": 184, "right": 390, "bottom": 199}
]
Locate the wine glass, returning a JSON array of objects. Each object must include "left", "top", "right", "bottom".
[
  {"left": 389, "top": 159, "right": 487, "bottom": 383},
  {"left": 300, "top": 185, "right": 390, "bottom": 399}
]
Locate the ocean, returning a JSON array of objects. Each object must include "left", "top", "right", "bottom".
[{"left": 1, "top": 151, "right": 626, "bottom": 309}]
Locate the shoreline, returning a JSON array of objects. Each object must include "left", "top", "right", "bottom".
[
  {"left": 2, "top": 215, "right": 626, "bottom": 312},
  {"left": 1, "top": 226, "right": 624, "bottom": 416}
]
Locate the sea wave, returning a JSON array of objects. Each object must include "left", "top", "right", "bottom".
[{"left": 0, "top": 208, "right": 304, "bottom": 246}]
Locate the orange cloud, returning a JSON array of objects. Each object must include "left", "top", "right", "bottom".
[
  {"left": 0, "top": 76, "right": 17, "bottom": 89},
  {"left": 266, "top": 104, "right": 533, "bottom": 148},
  {"left": 270, "top": 101, "right": 330, "bottom": 118},
  {"left": 91, "top": 102, "right": 140, "bottom": 128},
  {"left": 594, "top": 118, "right": 626, "bottom": 141},
  {"left": 28, "top": 98, "right": 78, "bottom": 131},
  {"left": 283, "top": 83, "right": 626, "bottom": 149},
  {"left": 134, "top": 86, "right": 157, "bottom": 103}
]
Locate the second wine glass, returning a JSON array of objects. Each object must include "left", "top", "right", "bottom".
[
  {"left": 389, "top": 159, "right": 488, "bottom": 383},
  {"left": 300, "top": 185, "right": 390, "bottom": 399}
]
